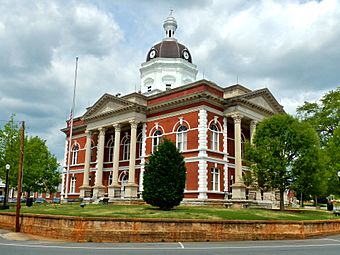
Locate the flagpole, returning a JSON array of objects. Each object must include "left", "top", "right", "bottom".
[{"left": 65, "top": 56, "right": 79, "bottom": 199}]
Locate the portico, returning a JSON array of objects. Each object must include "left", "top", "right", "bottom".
[{"left": 79, "top": 119, "right": 145, "bottom": 199}]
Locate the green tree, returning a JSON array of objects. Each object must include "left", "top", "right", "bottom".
[
  {"left": 297, "top": 87, "right": 340, "bottom": 146},
  {"left": 325, "top": 125, "right": 340, "bottom": 195},
  {"left": 246, "top": 114, "right": 320, "bottom": 210},
  {"left": 0, "top": 116, "right": 60, "bottom": 196},
  {"left": 297, "top": 87, "right": 340, "bottom": 196},
  {"left": 142, "top": 137, "right": 186, "bottom": 210},
  {"left": 23, "top": 136, "right": 60, "bottom": 195},
  {"left": 0, "top": 115, "right": 20, "bottom": 188}
]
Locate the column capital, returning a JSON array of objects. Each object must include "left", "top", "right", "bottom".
[
  {"left": 98, "top": 127, "right": 106, "bottom": 135},
  {"left": 113, "top": 123, "right": 121, "bottom": 132},
  {"left": 85, "top": 130, "right": 92, "bottom": 136},
  {"left": 250, "top": 120, "right": 257, "bottom": 129},
  {"left": 231, "top": 113, "right": 243, "bottom": 124},
  {"left": 129, "top": 120, "right": 139, "bottom": 129}
]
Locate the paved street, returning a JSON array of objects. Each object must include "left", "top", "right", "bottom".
[{"left": 1, "top": 229, "right": 340, "bottom": 255}]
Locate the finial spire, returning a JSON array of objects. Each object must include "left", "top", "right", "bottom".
[{"left": 163, "top": 11, "right": 177, "bottom": 39}]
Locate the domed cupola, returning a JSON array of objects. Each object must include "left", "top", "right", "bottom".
[{"left": 140, "top": 13, "right": 198, "bottom": 95}]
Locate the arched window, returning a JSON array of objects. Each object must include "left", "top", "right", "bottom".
[
  {"left": 71, "top": 144, "right": 79, "bottom": 165},
  {"left": 210, "top": 124, "right": 219, "bottom": 151},
  {"left": 70, "top": 176, "right": 76, "bottom": 193},
  {"left": 176, "top": 125, "right": 187, "bottom": 151},
  {"left": 137, "top": 133, "right": 143, "bottom": 159},
  {"left": 107, "top": 138, "right": 114, "bottom": 162},
  {"left": 122, "top": 136, "right": 130, "bottom": 161},
  {"left": 152, "top": 130, "right": 162, "bottom": 153}
]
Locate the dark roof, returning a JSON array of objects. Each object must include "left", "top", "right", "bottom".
[{"left": 146, "top": 40, "right": 192, "bottom": 63}]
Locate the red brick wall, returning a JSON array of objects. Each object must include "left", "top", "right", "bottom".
[
  {"left": 185, "top": 162, "right": 199, "bottom": 191},
  {"left": 146, "top": 111, "right": 199, "bottom": 154}
]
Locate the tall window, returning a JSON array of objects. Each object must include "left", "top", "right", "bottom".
[
  {"left": 71, "top": 144, "right": 79, "bottom": 165},
  {"left": 70, "top": 176, "right": 76, "bottom": 193},
  {"left": 176, "top": 125, "right": 187, "bottom": 151},
  {"left": 108, "top": 173, "right": 113, "bottom": 185},
  {"left": 91, "top": 141, "right": 96, "bottom": 163},
  {"left": 241, "top": 133, "right": 246, "bottom": 159},
  {"left": 137, "top": 134, "right": 143, "bottom": 158},
  {"left": 107, "top": 138, "right": 114, "bottom": 162},
  {"left": 211, "top": 168, "right": 220, "bottom": 191},
  {"left": 152, "top": 130, "right": 162, "bottom": 153},
  {"left": 210, "top": 124, "right": 219, "bottom": 151},
  {"left": 122, "top": 136, "right": 130, "bottom": 160}
]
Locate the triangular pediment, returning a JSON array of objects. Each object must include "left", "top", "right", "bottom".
[
  {"left": 242, "top": 88, "right": 285, "bottom": 113},
  {"left": 82, "top": 93, "right": 133, "bottom": 120},
  {"left": 248, "top": 96, "right": 274, "bottom": 111}
]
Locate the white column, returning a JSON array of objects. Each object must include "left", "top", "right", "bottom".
[
  {"left": 112, "top": 124, "right": 121, "bottom": 184},
  {"left": 250, "top": 120, "right": 258, "bottom": 200},
  {"left": 80, "top": 130, "right": 92, "bottom": 198},
  {"left": 61, "top": 173, "right": 66, "bottom": 199},
  {"left": 108, "top": 124, "right": 121, "bottom": 198},
  {"left": 139, "top": 123, "right": 147, "bottom": 194},
  {"left": 125, "top": 120, "right": 139, "bottom": 198},
  {"left": 223, "top": 116, "right": 229, "bottom": 198},
  {"left": 198, "top": 109, "right": 208, "bottom": 200},
  {"left": 232, "top": 113, "right": 246, "bottom": 200},
  {"left": 93, "top": 127, "right": 105, "bottom": 198},
  {"left": 250, "top": 120, "right": 257, "bottom": 144}
]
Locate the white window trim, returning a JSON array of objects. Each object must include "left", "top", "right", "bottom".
[
  {"left": 176, "top": 125, "right": 187, "bottom": 152},
  {"left": 71, "top": 144, "right": 79, "bottom": 165},
  {"left": 107, "top": 139, "right": 114, "bottom": 162},
  {"left": 70, "top": 176, "right": 76, "bottom": 194},
  {"left": 152, "top": 130, "right": 162, "bottom": 153},
  {"left": 108, "top": 173, "right": 113, "bottom": 186},
  {"left": 210, "top": 124, "right": 219, "bottom": 151},
  {"left": 211, "top": 168, "right": 220, "bottom": 192},
  {"left": 137, "top": 133, "right": 143, "bottom": 159},
  {"left": 122, "top": 136, "right": 130, "bottom": 161}
]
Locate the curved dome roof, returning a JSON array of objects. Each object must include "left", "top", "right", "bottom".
[
  {"left": 145, "top": 14, "right": 193, "bottom": 64},
  {"left": 146, "top": 41, "right": 192, "bottom": 63}
]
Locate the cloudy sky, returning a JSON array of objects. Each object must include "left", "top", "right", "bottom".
[{"left": 0, "top": 0, "right": 339, "bottom": 163}]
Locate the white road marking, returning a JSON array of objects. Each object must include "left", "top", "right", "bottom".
[
  {"left": 322, "top": 238, "right": 340, "bottom": 243},
  {"left": 0, "top": 241, "right": 340, "bottom": 250},
  {"left": 178, "top": 242, "right": 184, "bottom": 248}
]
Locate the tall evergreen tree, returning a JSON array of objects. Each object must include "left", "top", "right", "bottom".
[{"left": 142, "top": 137, "right": 186, "bottom": 210}]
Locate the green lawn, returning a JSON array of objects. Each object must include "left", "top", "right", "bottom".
[{"left": 5, "top": 203, "right": 339, "bottom": 221}]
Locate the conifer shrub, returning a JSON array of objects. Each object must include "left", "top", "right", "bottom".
[{"left": 142, "top": 137, "right": 186, "bottom": 210}]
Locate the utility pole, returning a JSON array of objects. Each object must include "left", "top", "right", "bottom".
[{"left": 15, "top": 121, "right": 24, "bottom": 232}]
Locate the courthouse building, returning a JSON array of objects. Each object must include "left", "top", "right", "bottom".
[{"left": 61, "top": 15, "right": 284, "bottom": 202}]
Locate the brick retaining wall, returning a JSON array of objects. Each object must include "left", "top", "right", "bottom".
[{"left": 0, "top": 212, "right": 340, "bottom": 242}]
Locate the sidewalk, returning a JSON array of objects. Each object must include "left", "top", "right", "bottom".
[{"left": 0, "top": 229, "right": 62, "bottom": 242}]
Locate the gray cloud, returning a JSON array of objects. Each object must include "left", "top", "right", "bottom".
[{"left": 0, "top": 0, "right": 339, "bottom": 163}]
